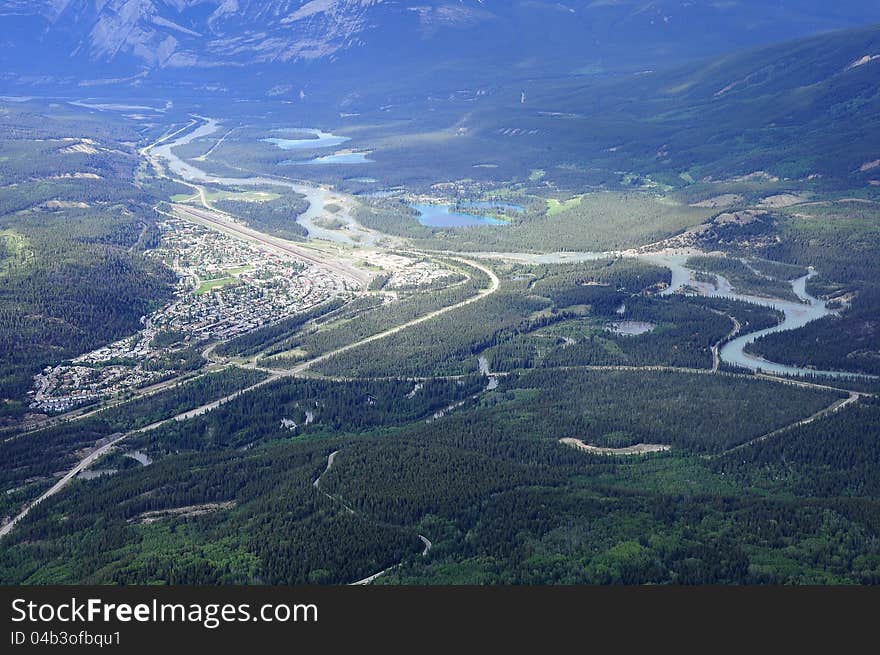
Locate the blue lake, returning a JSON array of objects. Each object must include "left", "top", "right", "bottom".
[
  {"left": 263, "top": 128, "right": 350, "bottom": 150},
  {"left": 409, "top": 203, "right": 507, "bottom": 227},
  {"left": 286, "top": 152, "right": 374, "bottom": 165}
]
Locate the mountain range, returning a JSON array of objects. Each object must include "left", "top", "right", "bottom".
[{"left": 4, "top": 1, "right": 880, "bottom": 89}]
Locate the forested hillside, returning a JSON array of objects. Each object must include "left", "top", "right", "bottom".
[
  {"left": 2, "top": 368, "right": 875, "bottom": 585},
  {"left": 2, "top": 13, "right": 880, "bottom": 589},
  {"left": 0, "top": 105, "right": 179, "bottom": 415}
]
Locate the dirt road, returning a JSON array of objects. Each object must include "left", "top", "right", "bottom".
[
  {"left": 314, "top": 450, "right": 340, "bottom": 488},
  {"left": 715, "top": 391, "right": 861, "bottom": 457},
  {"left": 350, "top": 534, "right": 433, "bottom": 586}
]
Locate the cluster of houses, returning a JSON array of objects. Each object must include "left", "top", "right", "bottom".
[{"left": 29, "top": 217, "right": 350, "bottom": 413}]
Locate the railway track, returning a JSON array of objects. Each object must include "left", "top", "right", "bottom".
[{"left": 170, "top": 203, "right": 370, "bottom": 287}]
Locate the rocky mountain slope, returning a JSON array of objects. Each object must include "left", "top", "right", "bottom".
[{"left": 3, "top": 1, "right": 880, "bottom": 84}]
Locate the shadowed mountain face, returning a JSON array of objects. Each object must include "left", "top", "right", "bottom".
[
  {"left": 496, "top": 23, "right": 880, "bottom": 183},
  {"left": 3, "top": 1, "right": 880, "bottom": 87}
]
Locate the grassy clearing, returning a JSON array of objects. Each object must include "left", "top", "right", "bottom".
[
  {"left": 0, "top": 230, "right": 27, "bottom": 261},
  {"left": 196, "top": 277, "right": 238, "bottom": 295},
  {"left": 359, "top": 191, "right": 713, "bottom": 252},
  {"left": 531, "top": 191, "right": 712, "bottom": 249},
  {"left": 263, "top": 347, "right": 309, "bottom": 364},
  {"left": 546, "top": 195, "right": 584, "bottom": 216}
]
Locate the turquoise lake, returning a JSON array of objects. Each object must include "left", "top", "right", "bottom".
[
  {"left": 286, "top": 152, "right": 374, "bottom": 165},
  {"left": 263, "top": 129, "right": 350, "bottom": 150},
  {"left": 409, "top": 203, "right": 507, "bottom": 227}
]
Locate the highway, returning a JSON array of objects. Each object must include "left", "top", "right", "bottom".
[
  {"left": 0, "top": 423, "right": 159, "bottom": 538},
  {"left": 0, "top": 253, "right": 499, "bottom": 541},
  {"left": 713, "top": 391, "right": 862, "bottom": 457},
  {"left": 5, "top": 115, "right": 866, "bottom": 552}
]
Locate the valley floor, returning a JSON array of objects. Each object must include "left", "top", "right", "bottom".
[{"left": 2, "top": 112, "right": 880, "bottom": 585}]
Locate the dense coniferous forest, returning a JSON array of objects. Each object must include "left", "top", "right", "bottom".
[
  {"left": 2, "top": 367, "right": 876, "bottom": 585},
  {"left": 714, "top": 400, "right": 880, "bottom": 497},
  {"left": 0, "top": 367, "right": 267, "bottom": 516},
  {"left": 315, "top": 260, "right": 787, "bottom": 376},
  {"left": 213, "top": 298, "right": 347, "bottom": 358},
  {"left": 3, "top": 18, "right": 880, "bottom": 587},
  {"left": 214, "top": 189, "right": 310, "bottom": 241},
  {"left": 266, "top": 262, "right": 490, "bottom": 368},
  {"left": 0, "top": 106, "right": 179, "bottom": 408}
]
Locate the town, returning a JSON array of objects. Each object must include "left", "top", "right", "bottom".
[{"left": 29, "top": 216, "right": 356, "bottom": 413}]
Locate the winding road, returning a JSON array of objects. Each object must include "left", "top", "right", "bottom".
[
  {"left": 312, "top": 448, "right": 433, "bottom": 585},
  {"left": 350, "top": 535, "right": 433, "bottom": 586},
  {"left": 0, "top": 251, "right": 498, "bottom": 540},
  {"left": 312, "top": 450, "right": 355, "bottom": 514},
  {"left": 3, "top": 116, "right": 872, "bottom": 553}
]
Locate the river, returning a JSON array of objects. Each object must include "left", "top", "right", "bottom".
[
  {"left": 150, "top": 118, "right": 382, "bottom": 246},
  {"left": 152, "top": 121, "right": 870, "bottom": 380},
  {"left": 647, "top": 252, "right": 873, "bottom": 379},
  {"left": 476, "top": 250, "right": 872, "bottom": 380}
]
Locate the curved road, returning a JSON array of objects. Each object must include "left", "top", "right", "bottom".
[
  {"left": 351, "top": 535, "right": 433, "bottom": 586},
  {"left": 4, "top": 118, "right": 866, "bottom": 548},
  {"left": 0, "top": 255, "right": 498, "bottom": 541},
  {"left": 312, "top": 448, "right": 434, "bottom": 586},
  {"left": 270, "top": 257, "right": 499, "bottom": 377}
]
